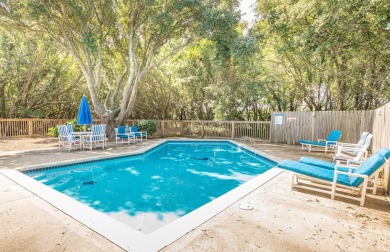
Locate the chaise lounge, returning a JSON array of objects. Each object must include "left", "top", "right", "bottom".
[
  {"left": 333, "top": 133, "right": 373, "bottom": 163},
  {"left": 277, "top": 148, "right": 390, "bottom": 206},
  {"left": 299, "top": 130, "right": 342, "bottom": 153}
]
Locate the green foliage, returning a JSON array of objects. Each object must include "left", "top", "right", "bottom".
[
  {"left": 48, "top": 125, "right": 59, "bottom": 137},
  {"left": 1, "top": 0, "right": 389, "bottom": 125},
  {"left": 47, "top": 118, "right": 90, "bottom": 137},
  {"left": 135, "top": 120, "right": 157, "bottom": 136}
]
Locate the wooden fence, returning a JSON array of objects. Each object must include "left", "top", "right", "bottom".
[
  {"left": 371, "top": 103, "right": 390, "bottom": 192},
  {"left": 270, "top": 105, "right": 390, "bottom": 192},
  {"left": 0, "top": 118, "right": 69, "bottom": 137},
  {"left": 271, "top": 110, "right": 375, "bottom": 145},
  {"left": 1, "top": 104, "right": 389, "bottom": 190},
  {"left": 0, "top": 118, "right": 272, "bottom": 141}
]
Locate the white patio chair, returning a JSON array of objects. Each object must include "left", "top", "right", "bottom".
[
  {"left": 336, "top": 132, "right": 370, "bottom": 149},
  {"left": 58, "top": 124, "right": 81, "bottom": 152},
  {"left": 333, "top": 134, "right": 373, "bottom": 163},
  {"left": 83, "top": 124, "right": 106, "bottom": 150}
]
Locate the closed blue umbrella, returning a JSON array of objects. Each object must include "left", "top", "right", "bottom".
[{"left": 77, "top": 95, "right": 93, "bottom": 128}]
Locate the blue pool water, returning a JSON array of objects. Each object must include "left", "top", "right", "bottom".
[{"left": 26, "top": 141, "right": 276, "bottom": 233}]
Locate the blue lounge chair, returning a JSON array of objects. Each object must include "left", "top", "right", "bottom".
[
  {"left": 130, "top": 125, "right": 148, "bottom": 142},
  {"left": 299, "top": 130, "right": 342, "bottom": 153},
  {"left": 277, "top": 148, "right": 390, "bottom": 206},
  {"left": 115, "top": 126, "right": 135, "bottom": 145}
]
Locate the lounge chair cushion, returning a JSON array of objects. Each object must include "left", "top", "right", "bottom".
[
  {"left": 327, "top": 130, "right": 342, "bottom": 141},
  {"left": 299, "top": 157, "right": 351, "bottom": 172},
  {"left": 375, "top": 148, "right": 390, "bottom": 159},
  {"left": 299, "top": 140, "right": 328, "bottom": 146},
  {"left": 349, "top": 153, "right": 386, "bottom": 186},
  {"left": 299, "top": 157, "right": 335, "bottom": 169},
  {"left": 130, "top": 126, "right": 147, "bottom": 137},
  {"left": 278, "top": 160, "right": 353, "bottom": 186},
  {"left": 117, "top": 126, "right": 131, "bottom": 139}
]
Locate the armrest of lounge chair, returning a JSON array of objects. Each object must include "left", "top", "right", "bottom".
[
  {"left": 337, "top": 142, "right": 359, "bottom": 148},
  {"left": 347, "top": 160, "right": 363, "bottom": 166},
  {"left": 334, "top": 169, "right": 368, "bottom": 179},
  {"left": 325, "top": 141, "right": 338, "bottom": 149},
  {"left": 334, "top": 164, "right": 355, "bottom": 173}
]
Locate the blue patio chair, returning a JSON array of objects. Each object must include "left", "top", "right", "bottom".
[
  {"left": 277, "top": 148, "right": 390, "bottom": 206},
  {"left": 130, "top": 125, "right": 148, "bottom": 142},
  {"left": 299, "top": 130, "right": 342, "bottom": 153},
  {"left": 58, "top": 124, "right": 81, "bottom": 152},
  {"left": 115, "top": 125, "right": 136, "bottom": 145}
]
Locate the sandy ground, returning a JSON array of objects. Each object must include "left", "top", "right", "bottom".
[
  {"left": 0, "top": 138, "right": 389, "bottom": 252},
  {"left": 0, "top": 137, "right": 58, "bottom": 152}
]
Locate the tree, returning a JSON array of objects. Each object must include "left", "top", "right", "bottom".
[
  {"left": 1, "top": 0, "right": 225, "bottom": 135},
  {"left": 0, "top": 30, "right": 83, "bottom": 118}
]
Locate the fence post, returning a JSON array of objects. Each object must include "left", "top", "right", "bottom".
[
  {"left": 201, "top": 121, "right": 204, "bottom": 138},
  {"left": 180, "top": 121, "right": 184, "bottom": 136},
  {"left": 268, "top": 122, "right": 272, "bottom": 142},
  {"left": 312, "top": 107, "right": 316, "bottom": 141},
  {"left": 231, "top": 121, "right": 235, "bottom": 139},
  {"left": 161, "top": 120, "right": 165, "bottom": 137},
  {"left": 28, "top": 119, "right": 33, "bottom": 137}
]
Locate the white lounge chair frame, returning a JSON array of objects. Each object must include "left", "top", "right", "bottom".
[
  {"left": 337, "top": 132, "right": 369, "bottom": 149},
  {"left": 333, "top": 134, "right": 373, "bottom": 162},
  {"left": 289, "top": 160, "right": 387, "bottom": 206}
]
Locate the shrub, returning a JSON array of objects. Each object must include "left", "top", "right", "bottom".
[
  {"left": 136, "top": 120, "right": 157, "bottom": 136},
  {"left": 47, "top": 118, "right": 88, "bottom": 137},
  {"left": 48, "top": 126, "right": 59, "bottom": 137}
]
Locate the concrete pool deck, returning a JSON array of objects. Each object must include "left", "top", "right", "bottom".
[{"left": 1, "top": 139, "right": 389, "bottom": 251}]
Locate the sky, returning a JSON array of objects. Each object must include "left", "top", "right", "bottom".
[{"left": 239, "top": 0, "right": 257, "bottom": 25}]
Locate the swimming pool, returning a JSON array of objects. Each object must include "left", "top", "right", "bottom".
[
  {"left": 2, "top": 140, "right": 281, "bottom": 251},
  {"left": 25, "top": 141, "right": 275, "bottom": 234}
]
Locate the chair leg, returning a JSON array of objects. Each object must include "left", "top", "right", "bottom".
[
  {"left": 291, "top": 174, "right": 298, "bottom": 189},
  {"left": 331, "top": 171, "right": 338, "bottom": 200},
  {"left": 373, "top": 173, "right": 379, "bottom": 195},
  {"left": 360, "top": 178, "right": 368, "bottom": 206}
]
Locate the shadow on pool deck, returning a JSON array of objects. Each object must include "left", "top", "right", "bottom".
[{"left": 0, "top": 139, "right": 389, "bottom": 251}]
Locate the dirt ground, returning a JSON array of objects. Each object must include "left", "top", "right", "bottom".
[{"left": 0, "top": 137, "right": 58, "bottom": 152}]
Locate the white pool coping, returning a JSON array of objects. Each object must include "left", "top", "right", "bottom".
[{"left": 1, "top": 139, "right": 283, "bottom": 251}]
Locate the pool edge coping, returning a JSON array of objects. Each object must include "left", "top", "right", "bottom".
[{"left": 0, "top": 139, "right": 283, "bottom": 251}]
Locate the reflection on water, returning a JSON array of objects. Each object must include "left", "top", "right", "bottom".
[{"left": 27, "top": 141, "right": 275, "bottom": 234}]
